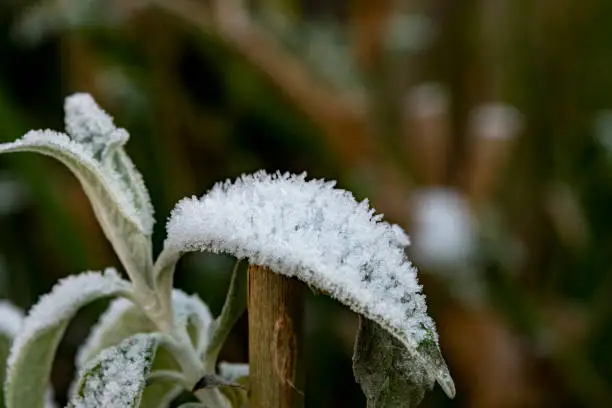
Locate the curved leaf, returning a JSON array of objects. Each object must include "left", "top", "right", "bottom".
[
  {"left": 0, "top": 302, "right": 58, "bottom": 408},
  {"left": 4, "top": 269, "right": 131, "bottom": 408},
  {"left": 164, "top": 171, "right": 454, "bottom": 398},
  {"left": 0, "top": 301, "right": 24, "bottom": 406},
  {"left": 353, "top": 317, "right": 433, "bottom": 408},
  {"left": 75, "top": 298, "right": 180, "bottom": 408},
  {"left": 75, "top": 291, "right": 213, "bottom": 408},
  {"left": 0, "top": 93, "right": 155, "bottom": 296},
  {"left": 69, "top": 334, "right": 158, "bottom": 408}
]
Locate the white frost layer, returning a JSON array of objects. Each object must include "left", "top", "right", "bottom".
[
  {"left": 7, "top": 269, "right": 128, "bottom": 371},
  {"left": 72, "top": 334, "right": 155, "bottom": 408},
  {"left": 64, "top": 93, "right": 118, "bottom": 146},
  {"left": 0, "top": 301, "right": 24, "bottom": 338},
  {"left": 166, "top": 172, "right": 436, "bottom": 355}
]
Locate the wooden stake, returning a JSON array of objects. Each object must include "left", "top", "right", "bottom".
[{"left": 248, "top": 265, "right": 304, "bottom": 408}]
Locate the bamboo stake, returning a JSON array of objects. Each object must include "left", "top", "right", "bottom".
[{"left": 248, "top": 265, "right": 304, "bottom": 408}]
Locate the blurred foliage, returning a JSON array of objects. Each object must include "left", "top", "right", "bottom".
[{"left": 1, "top": 0, "right": 612, "bottom": 407}]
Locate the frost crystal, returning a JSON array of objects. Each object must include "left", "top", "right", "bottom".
[
  {"left": 72, "top": 334, "right": 156, "bottom": 408},
  {"left": 0, "top": 301, "right": 24, "bottom": 338},
  {"left": 166, "top": 171, "right": 452, "bottom": 392},
  {"left": 64, "top": 93, "right": 120, "bottom": 148}
]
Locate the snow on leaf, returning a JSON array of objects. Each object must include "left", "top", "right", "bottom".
[
  {"left": 0, "top": 94, "right": 155, "bottom": 294},
  {"left": 69, "top": 334, "right": 158, "bottom": 408},
  {"left": 164, "top": 171, "right": 455, "bottom": 398},
  {"left": 4, "top": 269, "right": 131, "bottom": 408},
  {"left": 64, "top": 93, "right": 120, "bottom": 150}
]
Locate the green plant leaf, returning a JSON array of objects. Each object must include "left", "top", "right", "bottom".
[
  {"left": 0, "top": 301, "right": 24, "bottom": 407},
  {"left": 4, "top": 269, "right": 131, "bottom": 408},
  {"left": 353, "top": 317, "right": 436, "bottom": 408},
  {"left": 68, "top": 334, "right": 158, "bottom": 408},
  {"left": 75, "top": 290, "right": 213, "bottom": 408},
  {"left": 72, "top": 297, "right": 181, "bottom": 408},
  {"left": 0, "top": 93, "right": 155, "bottom": 300}
]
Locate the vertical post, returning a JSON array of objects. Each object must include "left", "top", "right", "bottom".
[{"left": 248, "top": 265, "right": 304, "bottom": 408}]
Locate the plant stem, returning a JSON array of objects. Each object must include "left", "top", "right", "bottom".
[{"left": 248, "top": 265, "right": 304, "bottom": 408}]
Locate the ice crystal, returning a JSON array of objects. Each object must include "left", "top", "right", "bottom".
[
  {"left": 71, "top": 334, "right": 156, "bottom": 408},
  {"left": 64, "top": 93, "right": 121, "bottom": 149}
]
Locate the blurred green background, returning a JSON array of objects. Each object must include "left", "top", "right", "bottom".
[{"left": 1, "top": 0, "right": 612, "bottom": 407}]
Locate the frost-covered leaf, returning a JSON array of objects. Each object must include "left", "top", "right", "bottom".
[
  {"left": 4, "top": 269, "right": 131, "bottom": 408},
  {"left": 0, "top": 302, "right": 57, "bottom": 408},
  {"left": 0, "top": 301, "right": 24, "bottom": 406},
  {"left": 75, "top": 290, "right": 212, "bottom": 408},
  {"left": 69, "top": 334, "right": 158, "bottom": 408},
  {"left": 164, "top": 171, "right": 454, "bottom": 398},
  {"left": 0, "top": 94, "right": 155, "bottom": 295},
  {"left": 353, "top": 317, "right": 433, "bottom": 408}
]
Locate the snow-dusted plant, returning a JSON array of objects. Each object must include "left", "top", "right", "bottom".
[{"left": 0, "top": 93, "right": 454, "bottom": 408}]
